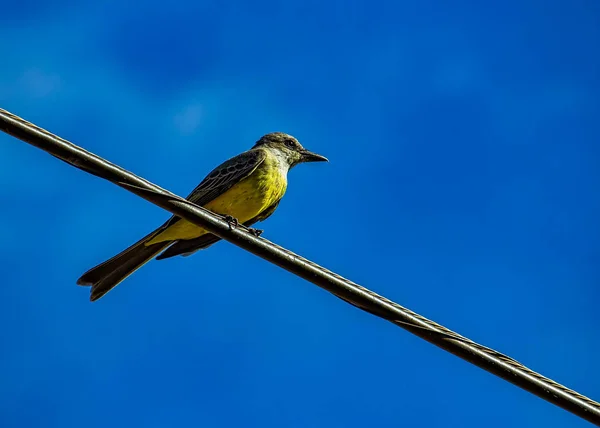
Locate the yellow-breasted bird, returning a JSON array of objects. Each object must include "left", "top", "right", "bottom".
[{"left": 77, "top": 132, "right": 328, "bottom": 301}]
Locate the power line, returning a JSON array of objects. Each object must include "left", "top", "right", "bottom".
[{"left": 1, "top": 107, "right": 599, "bottom": 426}]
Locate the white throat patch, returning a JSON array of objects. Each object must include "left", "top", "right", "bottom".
[{"left": 270, "top": 147, "right": 291, "bottom": 175}]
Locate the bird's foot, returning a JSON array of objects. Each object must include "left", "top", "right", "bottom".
[
  {"left": 248, "top": 227, "right": 264, "bottom": 237},
  {"left": 223, "top": 215, "right": 239, "bottom": 230}
]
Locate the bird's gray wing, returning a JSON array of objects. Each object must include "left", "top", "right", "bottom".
[
  {"left": 163, "top": 149, "right": 266, "bottom": 228},
  {"left": 155, "top": 200, "right": 280, "bottom": 260}
]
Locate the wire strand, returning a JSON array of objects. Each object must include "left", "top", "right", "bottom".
[{"left": 1, "top": 107, "right": 599, "bottom": 426}]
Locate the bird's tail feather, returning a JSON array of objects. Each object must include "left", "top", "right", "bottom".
[{"left": 77, "top": 228, "right": 172, "bottom": 301}]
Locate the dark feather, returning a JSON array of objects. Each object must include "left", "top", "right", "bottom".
[
  {"left": 77, "top": 227, "right": 171, "bottom": 301},
  {"left": 155, "top": 233, "right": 225, "bottom": 260}
]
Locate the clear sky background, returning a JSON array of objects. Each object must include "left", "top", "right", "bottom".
[{"left": 1, "top": 1, "right": 599, "bottom": 427}]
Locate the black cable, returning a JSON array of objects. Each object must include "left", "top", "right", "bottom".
[{"left": 2, "top": 107, "right": 599, "bottom": 426}]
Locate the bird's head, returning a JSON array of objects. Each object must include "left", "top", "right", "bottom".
[{"left": 252, "top": 132, "right": 328, "bottom": 168}]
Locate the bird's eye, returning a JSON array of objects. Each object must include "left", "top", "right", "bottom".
[{"left": 284, "top": 139, "right": 296, "bottom": 148}]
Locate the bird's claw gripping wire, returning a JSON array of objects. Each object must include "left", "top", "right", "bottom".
[
  {"left": 248, "top": 228, "right": 264, "bottom": 237},
  {"left": 223, "top": 215, "right": 239, "bottom": 230}
]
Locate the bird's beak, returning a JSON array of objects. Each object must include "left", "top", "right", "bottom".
[{"left": 300, "top": 149, "right": 329, "bottom": 163}]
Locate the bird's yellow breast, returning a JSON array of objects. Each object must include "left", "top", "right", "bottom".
[{"left": 146, "top": 152, "right": 288, "bottom": 244}]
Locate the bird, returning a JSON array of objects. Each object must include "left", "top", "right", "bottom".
[{"left": 77, "top": 132, "right": 328, "bottom": 301}]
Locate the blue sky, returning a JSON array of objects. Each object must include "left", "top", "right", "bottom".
[{"left": 1, "top": 1, "right": 599, "bottom": 427}]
